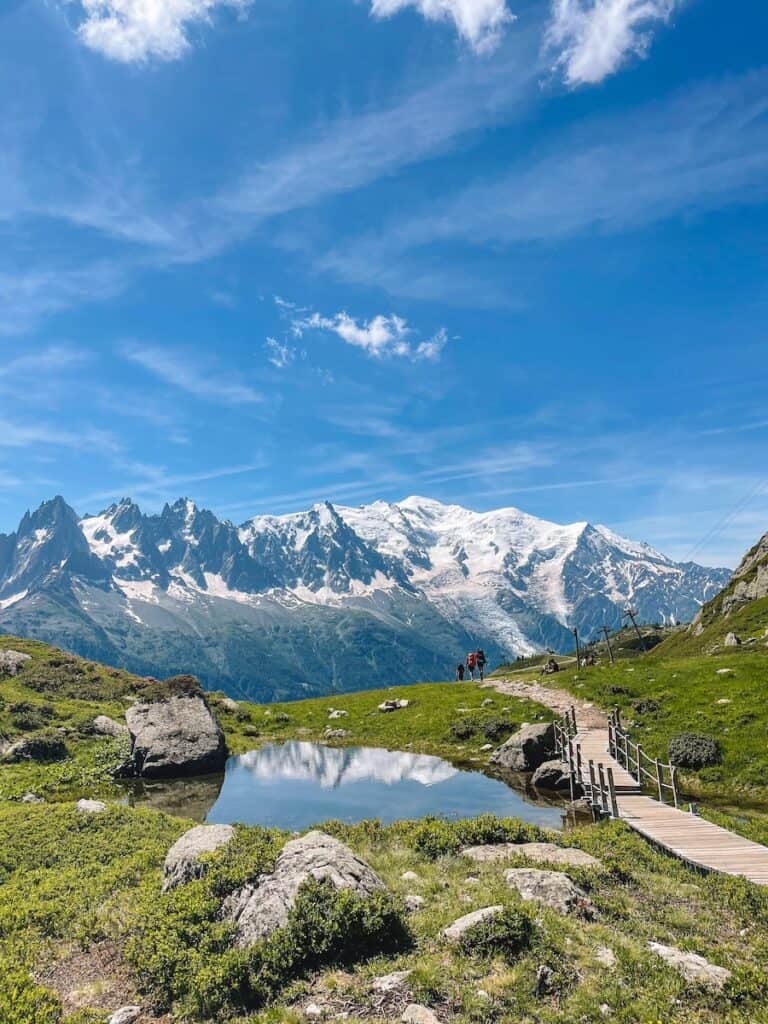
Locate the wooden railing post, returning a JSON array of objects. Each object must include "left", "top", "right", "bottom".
[
  {"left": 607, "top": 766, "right": 619, "bottom": 818},
  {"left": 597, "top": 762, "right": 609, "bottom": 816},
  {"left": 655, "top": 758, "right": 663, "bottom": 802},
  {"left": 570, "top": 706, "right": 577, "bottom": 735},
  {"left": 588, "top": 760, "right": 597, "bottom": 807},
  {"left": 671, "top": 766, "right": 679, "bottom": 809},
  {"left": 635, "top": 743, "right": 643, "bottom": 782}
]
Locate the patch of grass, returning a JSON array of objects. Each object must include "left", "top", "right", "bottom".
[{"left": 224, "top": 682, "right": 553, "bottom": 769}]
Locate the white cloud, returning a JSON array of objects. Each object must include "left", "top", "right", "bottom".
[
  {"left": 369, "top": 0, "right": 515, "bottom": 54},
  {"left": 546, "top": 0, "right": 680, "bottom": 86},
  {"left": 123, "top": 344, "right": 262, "bottom": 404},
  {"left": 294, "top": 311, "right": 448, "bottom": 361},
  {"left": 75, "top": 0, "right": 253, "bottom": 63},
  {"left": 264, "top": 337, "right": 295, "bottom": 369}
]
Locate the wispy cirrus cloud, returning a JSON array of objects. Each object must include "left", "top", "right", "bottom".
[
  {"left": 545, "top": 0, "right": 681, "bottom": 87},
  {"left": 123, "top": 344, "right": 263, "bottom": 405},
  {"left": 370, "top": 0, "right": 515, "bottom": 54},
  {"left": 264, "top": 337, "right": 296, "bottom": 369},
  {"left": 324, "top": 69, "right": 768, "bottom": 285},
  {"left": 292, "top": 310, "right": 449, "bottom": 362},
  {"left": 74, "top": 0, "right": 254, "bottom": 63}
]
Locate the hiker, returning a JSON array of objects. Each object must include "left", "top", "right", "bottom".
[
  {"left": 456, "top": 662, "right": 465, "bottom": 681},
  {"left": 476, "top": 648, "right": 487, "bottom": 681},
  {"left": 465, "top": 651, "right": 477, "bottom": 681},
  {"left": 541, "top": 657, "right": 560, "bottom": 675}
]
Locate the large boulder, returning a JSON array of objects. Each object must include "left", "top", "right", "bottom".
[
  {"left": 0, "top": 650, "right": 31, "bottom": 676},
  {"left": 531, "top": 759, "right": 571, "bottom": 791},
  {"left": 490, "top": 723, "right": 555, "bottom": 772},
  {"left": 504, "top": 868, "right": 595, "bottom": 918},
  {"left": 162, "top": 824, "right": 235, "bottom": 892},
  {"left": 124, "top": 694, "right": 227, "bottom": 779},
  {"left": 223, "top": 830, "right": 385, "bottom": 946},
  {"left": 648, "top": 942, "right": 731, "bottom": 989}
]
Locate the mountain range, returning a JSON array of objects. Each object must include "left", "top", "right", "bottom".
[{"left": 0, "top": 495, "right": 730, "bottom": 700}]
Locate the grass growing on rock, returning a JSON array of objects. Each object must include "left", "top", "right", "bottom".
[{"left": 3, "top": 802, "right": 768, "bottom": 1023}]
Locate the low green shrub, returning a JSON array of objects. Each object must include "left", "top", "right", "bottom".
[
  {"left": 458, "top": 905, "right": 534, "bottom": 960},
  {"left": 668, "top": 732, "right": 722, "bottom": 770},
  {"left": 395, "top": 814, "right": 545, "bottom": 860},
  {"left": 480, "top": 717, "right": 515, "bottom": 742},
  {"left": 450, "top": 719, "right": 476, "bottom": 741}
]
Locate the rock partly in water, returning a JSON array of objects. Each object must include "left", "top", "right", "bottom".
[
  {"left": 223, "top": 830, "right": 385, "bottom": 946},
  {"left": 93, "top": 715, "right": 130, "bottom": 739},
  {"left": 490, "top": 723, "right": 555, "bottom": 772},
  {"left": 76, "top": 799, "right": 107, "bottom": 814},
  {"left": 530, "top": 759, "right": 572, "bottom": 791},
  {"left": 2, "top": 734, "right": 68, "bottom": 763},
  {"left": 442, "top": 905, "right": 504, "bottom": 942},
  {"left": 124, "top": 693, "right": 227, "bottom": 779},
  {"left": 0, "top": 649, "right": 32, "bottom": 676},
  {"left": 504, "top": 868, "right": 595, "bottom": 918},
  {"left": 163, "top": 823, "right": 236, "bottom": 892},
  {"left": 648, "top": 942, "right": 732, "bottom": 989}
]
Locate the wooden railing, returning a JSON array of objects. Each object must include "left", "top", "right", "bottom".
[
  {"left": 553, "top": 705, "right": 577, "bottom": 756},
  {"left": 608, "top": 707, "right": 679, "bottom": 808},
  {"left": 555, "top": 706, "right": 619, "bottom": 817}
]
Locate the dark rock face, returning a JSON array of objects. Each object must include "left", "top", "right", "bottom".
[
  {"left": 222, "top": 830, "right": 385, "bottom": 947},
  {"left": 124, "top": 694, "right": 227, "bottom": 779},
  {"left": 531, "top": 758, "right": 571, "bottom": 791},
  {"left": 490, "top": 723, "right": 555, "bottom": 772}
]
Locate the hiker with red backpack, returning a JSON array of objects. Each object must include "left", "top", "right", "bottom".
[{"left": 465, "top": 651, "right": 477, "bottom": 681}]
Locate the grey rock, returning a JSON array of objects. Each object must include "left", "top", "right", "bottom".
[
  {"left": 372, "top": 969, "right": 412, "bottom": 993},
  {"left": 93, "top": 715, "right": 129, "bottom": 738},
  {"left": 490, "top": 723, "right": 555, "bottom": 772},
  {"left": 323, "top": 728, "right": 350, "bottom": 740},
  {"left": 328, "top": 709, "right": 348, "bottom": 719},
  {"left": 163, "top": 823, "right": 235, "bottom": 891},
  {"left": 724, "top": 632, "right": 741, "bottom": 647},
  {"left": 76, "top": 799, "right": 107, "bottom": 814},
  {"left": 124, "top": 694, "right": 227, "bottom": 778},
  {"left": 648, "top": 942, "right": 731, "bottom": 989},
  {"left": 107, "top": 1009, "right": 142, "bottom": 1024},
  {"left": 595, "top": 946, "right": 616, "bottom": 968},
  {"left": 402, "top": 1005, "right": 439, "bottom": 1024},
  {"left": 378, "top": 699, "right": 409, "bottom": 712},
  {"left": 400, "top": 870, "right": 420, "bottom": 882},
  {"left": 304, "top": 1003, "right": 324, "bottom": 1019},
  {"left": 221, "top": 697, "right": 240, "bottom": 711},
  {"left": 21, "top": 792, "right": 43, "bottom": 804},
  {"left": 223, "top": 830, "right": 385, "bottom": 946},
  {"left": 404, "top": 894, "right": 424, "bottom": 911},
  {"left": 0, "top": 649, "right": 31, "bottom": 676},
  {"left": 535, "top": 964, "right": 554, "bottom": 998},
  {"left": 481, "top": 698, "right": 495, "bottom": 707},
  {"left": 442, "top": 905, "right": 504, "bottom": 942},
  {"left": 462, "top": 842, "right": 600, "bottom": 869},
  {"left": 531, "top": 759, "right": 571, "bottom": 791},
  {"left": 504, "top": 868, "right": 595, "bottom": 918}
]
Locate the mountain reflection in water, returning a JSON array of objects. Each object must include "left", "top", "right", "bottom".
[{"left": 206, "top": 741, "right": 566, "bottom": 830}]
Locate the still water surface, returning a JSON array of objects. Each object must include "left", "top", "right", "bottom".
[{"left": 127, "top": 741, "right": 565, "bottom": 831}]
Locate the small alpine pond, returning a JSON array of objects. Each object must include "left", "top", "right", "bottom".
[{"left": 126, "top": 740, "right": 567, "bottom": 830}]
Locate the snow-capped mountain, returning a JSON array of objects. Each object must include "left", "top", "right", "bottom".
[{"left": 0, "top": 494, "right": 729, "bottom": 700}]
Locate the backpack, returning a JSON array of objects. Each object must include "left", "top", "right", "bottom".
[{"left": 466, "top": 652, "right": 477, "bottom": 669}]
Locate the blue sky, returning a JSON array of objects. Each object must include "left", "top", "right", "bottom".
[{"left": 1, "top": 0, "right": 767, "bottom": 567}]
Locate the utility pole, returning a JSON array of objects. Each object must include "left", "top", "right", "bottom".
[
  {"left": 601, "top": 625, "right": 615, "bottom": 664},
  {"left": 572, "top": 627, "right": 581, "bottom": 668},
  {"left": 623, "top": 607, "right": 647, "bottom": 652}
]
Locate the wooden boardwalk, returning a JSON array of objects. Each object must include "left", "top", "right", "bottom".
[{"left": 560, "top": 715, "right": 768, "bottom": 886}]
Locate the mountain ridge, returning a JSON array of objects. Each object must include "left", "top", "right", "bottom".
[{"left": 0, "top": 494, "right": 730, "bottom": 699}]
